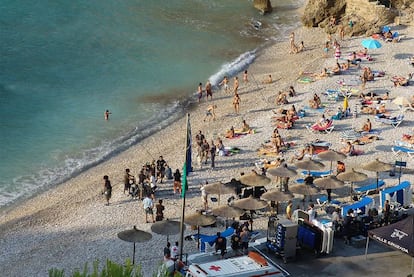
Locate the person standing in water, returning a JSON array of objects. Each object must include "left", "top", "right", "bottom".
[{"left": 104, "top": 110, "right": 111, "bottom": 120}]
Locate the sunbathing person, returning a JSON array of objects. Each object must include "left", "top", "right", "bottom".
[
  {"left": 309, "top": 93, "right": 322, "bottom": 109},
  {"left": 376, "top": 92, "right": 389, "bottom": 101},
  {"left": 350, "top": 52, "right": 362, "bottom": 65},
  {"left": 290, "top": 144, "right": 315, "bottom": 162},
  {"left": 402, "top": 134, "right": 414, "bottom": 144},
  {"left": 263, "top": 74, "right": 273, "bottom": 84},
  {"left": 234, "top": 120, "right": 253, "bottom": 134},
  {"left": 360, "top": 118, "right": 372, "bottom": 132},
  {"left": 225, "top": 126, "right": 235, "bottom": 138},
  {"left": 287, "top": 86, "right": 296, "bottom": 97},
  {"left": 393, "top": 73, "right": 412, "bottom": 87},
  {"left": 312, "top": 114, "right": 330, "bottom": 129},
  {"left": 356, "top": 47, "right": 368, "bottom": 57},
  {"left": 340, "top": 141, "right": 355, "bottom": 156},
  {"left": 331, "top": 62, "right": 341, "bottom": 75},
  {"left": 275, "top": 91, "right": 289, "bottom": 105},
  {"left": 341, "top": 60, "right": 350, "bottom": 70}
]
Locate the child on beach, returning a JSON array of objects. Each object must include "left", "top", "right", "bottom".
[{"left": 243, "top": 70, "right": 248, "bottom": 83}]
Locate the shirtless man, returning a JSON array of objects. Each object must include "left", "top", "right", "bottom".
[
  {"left": 205, "top": 80, "right": 213, "bottom": 100},
  {"left": 233, "top": 76, "right": 239, "bottom": 94},
  {"left": 203, "top": 104, "right": 217, "bottom": 122},
  {"left": 219, "top": 76, "right": 229, "bottom": 93}
]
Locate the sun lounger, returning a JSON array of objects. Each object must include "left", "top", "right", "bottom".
[
  {"left": 301, "top": 170, "right": 333, "bottom": 177},
  {"left": 317, "top": 196, "right": 341, "bottom": 210},
  {"left": 392, "top": 145, "right": 414, "bottom": 158},
  {"left": 375, "top": 114, "right": 404, "bottom": 128},
  {"left": 340, "top": 130, "right": 361, "bottom": 141},
  {"left": 354, "top": 180, "right": 385, "bottom": 195},
  {"left": 394, "top": 140, "right": 414, "bottom": 149},
  {"left": 306, "top": 120, "right": 334, "bottom": 134},
  {"left": 341, "top": 196, "right": 374, "bottom": 217}
]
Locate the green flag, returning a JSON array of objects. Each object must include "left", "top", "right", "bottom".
[{"left": 181, "top": 162, "right": 187, "bottom": 197}]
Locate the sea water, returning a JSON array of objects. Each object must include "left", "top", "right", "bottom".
[{"left": 0, "top": 0, "right": 303, "bottom": 207}]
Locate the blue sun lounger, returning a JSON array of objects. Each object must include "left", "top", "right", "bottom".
[
  {"left": 392, "top": 145, "right": 414, "bottom": 158},
  {"left": 342, "top": 196, "right": 374, "bottom": 217},
  {"left": 301, "top": 170, "right": 333, "bottom": 177},
  {"left": 354, "top": 180, "right": 385, "bottom": 195},
  {"left": 375, "top": 114, "right": 404, "bottom": 128}
]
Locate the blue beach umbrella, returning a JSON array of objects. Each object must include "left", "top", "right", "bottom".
[{"left": 361, "top": 39, "right": 382, "bottom": 49}]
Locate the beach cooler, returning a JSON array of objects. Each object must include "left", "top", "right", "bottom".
[{"left": 380, "top": 181, "right": 412, "bottom": 208}]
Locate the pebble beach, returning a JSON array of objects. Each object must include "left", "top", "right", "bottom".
[{"left": 1, "top": 17, "right": 414, "bottom": 277}]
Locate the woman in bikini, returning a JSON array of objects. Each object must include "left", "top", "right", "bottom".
[{"left": 233, "top": 93, "right": 241, "bottom": 114}]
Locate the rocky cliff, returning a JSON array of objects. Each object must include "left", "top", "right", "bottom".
[
  {"left": 254, "top": 0, "right": 273, "bottom": 14},
  {"left": 302, "top": 0, "right": 414, "bottom": 36}
]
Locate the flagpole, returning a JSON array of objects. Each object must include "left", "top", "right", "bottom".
[{"left": 179, "top": 113, "right": 191, "bottom": 261}]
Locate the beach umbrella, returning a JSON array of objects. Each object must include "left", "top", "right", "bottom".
[
  {"left": 239, "top": 172, "right": 271, "bottom": 187},
  {"left": 267, "top": 165, "right": 297, "bottom": 178},
  {"left": 261, "top": 190, "right": 294, "bottom": 202},
  {"left": 151, "top": 219, "right": 183, "bottom": 243},
  {"left": 233, "top": 196, "right": 268, "bottom": 231},
  {"left": 289, "top": 184, "right": 320, "bottom": 195},
  {"left": 337, "top": 168, "right": 368, "bottom": 200},
  {"left": 362, "top": 158, "right": 393, "bottom": 191},
  {"left": 184, "top": 213, "right": 217, "bottom": 249},
  {"left": 118, "top": 226, "right": 152, "bottom": 264},
  {"left": 361, "top": 39, "right": 382, "bottom": 49},
  {"left": 233, "top": 196, "right": 269, "bottom": 210},
  {"left": 314, "top": 175, "right": 345, "bottom": 190},
  {"left": 211, "top": 205, "right": 245, "bottom": 219},
  {"left": 317, "top": 150, "right": 347, "bottom": 172},
  {"left": 295, "top": 159, "right": 325, "bottom": 171},
  {"left": 203, "top": 181, "right": 235, "bottom": 205}
]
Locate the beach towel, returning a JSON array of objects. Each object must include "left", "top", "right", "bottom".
[{"left": 297, "top": 76, "right": 315, "bottom": 83}]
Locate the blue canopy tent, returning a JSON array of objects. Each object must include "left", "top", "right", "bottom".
[{"left": 380, "top": 181, "right": 412, "bottom": 208}]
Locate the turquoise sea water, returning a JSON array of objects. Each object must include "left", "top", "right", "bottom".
[{"left": 0, "top": 0, "right": 303, "bottom": 207}]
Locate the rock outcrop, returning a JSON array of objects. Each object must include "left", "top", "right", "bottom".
[
  {"left": 301, "top": 0, "right": 414, "bottom": 36},
  {"left": 254, "top": 0, "right": 273, "bottom": 14}
]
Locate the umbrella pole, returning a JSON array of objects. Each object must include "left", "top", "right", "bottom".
[
  {"left": 376, "top": 172, "right": 379, "bottom": 192},
  {"left": 197, "top": 226, "right": 200, "bottom": 250},
  {"left": 133, "top": 242, "right": 136, "bottom": 265}
]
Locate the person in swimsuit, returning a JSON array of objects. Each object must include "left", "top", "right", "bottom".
[
  {"left": 233, "top": 93, "right": 240, "bottom": 114},
  {"left": 233, "top": 76, "right": 239, "bottom": 94},
  {"left": 104, "top": 110, "right": 111, "bottom": 120},
  {"left": 197, "top": 82, "right": 203, "bottom": 102},
  {"left": 219, "top": 76, "right": 229, "bottom": 93},
  {"left": 243, "top": 70, "right": 248, "bottom": 83}
]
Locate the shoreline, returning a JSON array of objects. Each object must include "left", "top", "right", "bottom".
[{"left": 2, "top": 16, "right": 414, "bottom": 277}]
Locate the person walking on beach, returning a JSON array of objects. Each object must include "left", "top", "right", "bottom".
[
  {"left": 143, "top": 194, "right": 155, "bottom": 223},
  {"left": 197, "top": 82, "right": 203, "bottom": 102},
  {"left": 173, "top": 169, "right": 181, "bottom": 195},
  {"left": 102, "top": 175, "right": 112, "bottom": 206},
  {"left": 205, "top": 80, "right": 213, "bottom": 100},
  {"left": 233, "top": 92, "right": 241, "bottom": 114},
  {"left": 233, "top": 76, "right": 239, "bottom": 94},
  {"left": 210, "top": 140, "right": 216, "bottom": 168},
  {"left": 219, "top": 76, "right": 229, "bottom": 93},
  {"left": 155, "top": 199, "right": 165, "bottom": 221},
  {"left": 243, "top": 70, "right": 249, "bottom": 83},
  {"left": 215, "top": 232, "right": 227, "bottom": 259},
  {"left": 124, "top": 168, "right": 135, "bottom": 194},
  {"left": 104, "top": 110, "right": 111, "bottom": 120}
]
